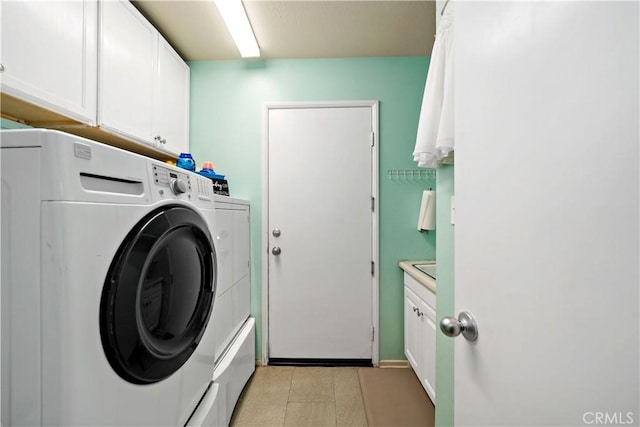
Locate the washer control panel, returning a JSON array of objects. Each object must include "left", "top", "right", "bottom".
[
  {"left": 194, "top": 175, "right": 213, "bottom": 198},
  {"left": 152, "top": 164, "right": 214, "bottom": 204},
  {"left": 153, "top": 164, "right": 192, "bottom": 196}
]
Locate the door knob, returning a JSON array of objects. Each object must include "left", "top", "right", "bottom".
[
  {"left": 440, "top": 312, "right": 478, "bottom": 341},
  {"left": 272, "top": 246, "right": 281, "bottom": 256}
]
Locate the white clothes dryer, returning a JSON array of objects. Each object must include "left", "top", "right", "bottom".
[
  {"left": 1, "top": 129, "right": 218, "bottom": 426},
  {"left": 188, "top": 196, "right": 255, "bottom": 426}
]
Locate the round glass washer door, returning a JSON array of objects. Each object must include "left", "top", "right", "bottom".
[{"left": 100, "top": 205, "right": 216, "bottom": 385}]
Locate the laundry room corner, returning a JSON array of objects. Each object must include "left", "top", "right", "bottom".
[{"left": 189, "top": 56, "right": 435, "bottom": 363}]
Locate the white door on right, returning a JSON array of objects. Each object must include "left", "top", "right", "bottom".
[{"left": 453, "top": 2, "right": 638, "bottom": 426}]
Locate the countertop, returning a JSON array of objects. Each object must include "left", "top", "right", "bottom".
[{"left": 398, "top": 260, "right": 436, "bottom": 294}]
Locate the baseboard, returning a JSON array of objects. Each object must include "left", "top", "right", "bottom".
[
  {"left": 269, "top": 358, "right": 373, "bottom": 367},
  {"left": 378, "top": 360, "right": 409, "bottom": 368},
  {"left": 256, "top": 359, "right": 409, "bottom": 368}
]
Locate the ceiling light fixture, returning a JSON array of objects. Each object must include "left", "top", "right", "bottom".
[{"left": 214, "top": 0, "right": 260, "bottom": 58}]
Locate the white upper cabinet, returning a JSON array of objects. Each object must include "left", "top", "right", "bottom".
[
  {"left": 0, "top": 1, "right": 98, "bottom": 124},
  {"left": 154, "top": 37, "right": 190, "bottom": 156},
  {"left": 99, "top": 0, "right": 189, "bottom": 156},
  {"left": 1, "top": 0, "right": 189, "bottom": 158},
  {"left": 98, "top": 0, "right": 156, "bottom": 145}
]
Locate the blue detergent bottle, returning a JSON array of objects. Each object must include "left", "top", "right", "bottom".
[
  {"left": 198, "top": 162, "right": 225, "bottom": 180},
  {"left": 176, "top": 153, "right": 196, "bottom": 171}
]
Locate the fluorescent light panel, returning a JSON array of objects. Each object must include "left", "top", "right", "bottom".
[{"left": 214, "top": 0, "right": 260, "bottom": 58}]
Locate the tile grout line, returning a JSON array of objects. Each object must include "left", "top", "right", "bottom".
[
  {"left": 334, "top": 368, "right": 339, "bottom": 427},
  {"left": 282, "top": 367, "right": 295, "bottom": 426},
  {"left": 356, "top": 368, "right": 369, "bottom": 426}
]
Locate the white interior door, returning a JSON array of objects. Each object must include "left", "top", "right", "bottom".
[
  {"left": 453, "top": 2, "right": 639, "bottom": 425},
  {"left": 265, "top": 102, "right": 377, "bottom": 363}
]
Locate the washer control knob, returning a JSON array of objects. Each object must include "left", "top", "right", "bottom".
[{"left": 170, "top": 178, "right": 188, "bottom": 195}]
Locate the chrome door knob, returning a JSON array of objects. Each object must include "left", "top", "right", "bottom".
[
  {"left": 272, "top": 246, "right": 281, "bottom": 256},
  {"left": 440, "top": 312, "right": 478, "bottom": 341}
]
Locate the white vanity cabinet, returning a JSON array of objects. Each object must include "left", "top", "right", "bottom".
[
  {"left": 0, "top": 0, "right": 98, "bottom": 124},
  {"left": 404, "top": 272, "right": 436, "bottom": 404},
  {"left": 99, "top": 0, "right": 189, "bottom": 156}
]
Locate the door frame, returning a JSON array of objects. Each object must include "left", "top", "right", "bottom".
[{"left": 261, "top": 100, "right": 379, "bottom": 366}]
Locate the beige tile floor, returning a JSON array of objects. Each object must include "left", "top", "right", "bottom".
[{"left": 230, "top": 366, "right": 368, "bottom": 427}]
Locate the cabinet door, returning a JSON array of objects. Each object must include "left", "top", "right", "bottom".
[
  {"left": 232, "top": 208, "right": 250, "bottom": 284},
  {"left": 154, "top": 37, "right": 190, "bottom": 156},
  {"left": 404, "top": 287, "right": 421, "bottom": 373},
  {"left": 0, "top": 1, "right": 97, "bottom": 124},
  {"left": 99, "top": 0, "right": 155, "bottom": 145},
  {"left": 419, "top": 301, "right": 436, "bottom": 403}
]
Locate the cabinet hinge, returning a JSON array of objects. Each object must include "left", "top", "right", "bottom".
[
  {"left": 370, "top": 325, "right": 375, "bottom": 341},
  {"left": 371, "top": 196, "right": 375, "bottom": 212},
  {"left": 371, "top": 261, "right": 375, "bottom": 276},
  {"left": 370, "top": 132, "right": 375, "bottom": 147}
]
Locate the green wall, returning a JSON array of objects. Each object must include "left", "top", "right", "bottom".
[
  {"left": 189, "top": 57, "right": 435, "bottom": 361},
  {"left": 436, "top": 164, "right": 454, "bottom": 427},
  {"left": 1, "top": 118, "right": 31, "bottom": 129}
]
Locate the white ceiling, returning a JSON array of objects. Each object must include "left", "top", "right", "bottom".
[{"left": 133, "top": 0, "right": 436, "bottom": 61}]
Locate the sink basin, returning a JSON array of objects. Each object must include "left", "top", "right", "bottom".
[{"left": 413, "top": 262, "right": 436, "bottom": 280}]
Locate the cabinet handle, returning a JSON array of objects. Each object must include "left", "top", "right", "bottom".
[
  {"left": 161, "top": 138, "right": 167, "bottom": 145},
  {"left": 412, "top": 306, "right": 418, "bottom": 313},
  {"left": 0, "top": 64, "right": 4, "bottom": 72}
]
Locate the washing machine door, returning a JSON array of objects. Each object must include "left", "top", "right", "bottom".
[{"left": 100, "top": 205, "right": 216, "bottom": 385}]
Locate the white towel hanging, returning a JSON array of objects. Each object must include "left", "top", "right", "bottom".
[{"left": 413, "top": 2, "right": 455, "bottom": 168}]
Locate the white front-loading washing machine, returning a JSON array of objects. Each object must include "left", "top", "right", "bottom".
[{"left": 1, "top": 129, "right": 219, "bottom": 426}]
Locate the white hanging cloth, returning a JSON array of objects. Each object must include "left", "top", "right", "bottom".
[{"left": 413, "top": 2, "right": 454, "bottom": 168}]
